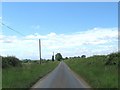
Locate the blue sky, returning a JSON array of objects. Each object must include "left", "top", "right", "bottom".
[
  {"left": 2, "top": 2, "right": 117, "bottom": 35},
  {"left": 1, "top": 2, "right": 118, "bottom": 59}
]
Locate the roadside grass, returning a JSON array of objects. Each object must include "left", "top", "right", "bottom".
[
  {"left": 65, "top": 57, "right": 118, "bottom": 88},
  {"left": 2, "top": 61, "right": 59, "bottom": 88}
]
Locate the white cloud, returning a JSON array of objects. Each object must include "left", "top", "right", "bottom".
[
  {"left": 0, "top": 35, "right": 18, "bottom": 43},
  {"left": 0, "top": 27, "right": 118, "bottom": 59}
]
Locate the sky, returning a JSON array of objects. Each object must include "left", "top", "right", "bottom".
[{"left": 0, "top": 2, "right": 118, "bottom": 60}]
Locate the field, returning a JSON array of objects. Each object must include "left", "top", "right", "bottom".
[
  {"left": 2, "top": 61, "right": 59, "bottom": 88},
  {"left": 65, "top": 55, "right": 118, "bottom": 88}
]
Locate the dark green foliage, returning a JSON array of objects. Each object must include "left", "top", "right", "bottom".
[
  {"left": 65, "top": 57, "right": 68, "bottom": 59},
  {"left": 105, "top": 52, "right": 119, "bottom": 65},
  {"left": 47, "top": 59, "right": 50, "bottom": 62},
  {"left": 2, "top": 56, "right": 22, "bottom": 68},
  {"left": 22, "top": 59, "right": 31, "bottom": 63},
  {"left": 81, "top": 55, "right": 86, "bottom": 58},
  {"left": 32, "top": 60, "right": 39, "bottom": 64},
  {"left": 55, "top": 53, "right": 62, "bottom": 61},
  {"left": 73, "top": 56, "right": 77, "bottom": 58},
  {"left": 2, "top": 57, "right": 9, "bottom": 68},
  {"left": 52, "top": 55, "right": 54, "bottom": 61}
]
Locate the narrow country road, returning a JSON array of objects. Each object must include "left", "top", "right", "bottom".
[{"left": 31, "top": 61, "right": 90, "bottom": 88}]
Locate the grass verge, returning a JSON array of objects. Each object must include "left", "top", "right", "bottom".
[
  {"left": 65, "top": 58, "right": 118, "bottom": 88},
  {"left": 2, "top": 61, "right": 59, "bottom": 88}
]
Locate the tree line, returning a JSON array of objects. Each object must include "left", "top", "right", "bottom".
[
  {"left": 54, "top": 52, "right": 119, "bottom": 66},
  {"left": 1, "top": 52, "right": 119, "bottom": 68},
  {"left": 52, "top": 53, "right": 86, "bottom": 61}
]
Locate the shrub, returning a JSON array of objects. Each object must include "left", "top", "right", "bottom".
[
  {"left": 105, "top": 52, "right": 119, "bottom": 65},
  {"left": 2, "top": 56, "right": 22, "bottom": 68},
  {"left": 22, "top": 59, "right": 31, "bottom": 63}
]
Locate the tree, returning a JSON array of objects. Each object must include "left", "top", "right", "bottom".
[
  {"left": 81, "top": 55, "right": 86, "bottom": 58},
  {"left": 55, "top": 53, "right": 62, "bottom": 61},
  {"left": 65, "top": 57, "right": 68, "bottom": 59},
  {"left": 52, "top": 55, "right": 54, "bottom": 61},
  {"left": 52, "top": 52, "right": 54, "bottom": 61}
]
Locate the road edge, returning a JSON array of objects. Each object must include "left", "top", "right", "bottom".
[
  {"left": 31, "top": 62, "right": 61, "bottom": 88},
  {"left": 64, "top": 61, "right": 92, "bottom": 88}
]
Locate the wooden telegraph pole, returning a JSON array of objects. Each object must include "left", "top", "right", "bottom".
[{"left": 39, "top": 39, "right": 41, "bottom": 64}]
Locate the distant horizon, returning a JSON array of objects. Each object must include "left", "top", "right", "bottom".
[
  {"left": 1, "top": 51, "right": 118, "bottom": 60},
  {"left": 1, "top": 2, "right": 118, "bottom": 60}
]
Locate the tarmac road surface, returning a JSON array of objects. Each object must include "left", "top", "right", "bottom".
[{"left": 31, "top": 61, "right": 90, "bottom": 88}]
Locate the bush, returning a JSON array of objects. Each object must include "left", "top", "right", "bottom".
[
  {"left": 2, "top": 56, "right": 22, "bottom": 68},
  {"left": 22, "top": 59, "right": 31, "bottom": 63},
  {"left": 105, "top": 52, "right": 119, "bottom": 65}
]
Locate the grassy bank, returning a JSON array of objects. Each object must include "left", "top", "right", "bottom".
[
  {"left": 2, "top": 61, "right": 59, "bottom": 88},
  {"left": 65, "top": 56, "right": 118, "bottom": 88}
]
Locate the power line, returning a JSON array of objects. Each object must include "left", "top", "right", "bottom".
[{"left": 1, "top": 22, "right": 25, "bottom": 36}]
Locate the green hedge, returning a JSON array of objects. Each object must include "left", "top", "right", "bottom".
[{"left": 2, "top": 56, "right": 22, "bottom": 68}]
